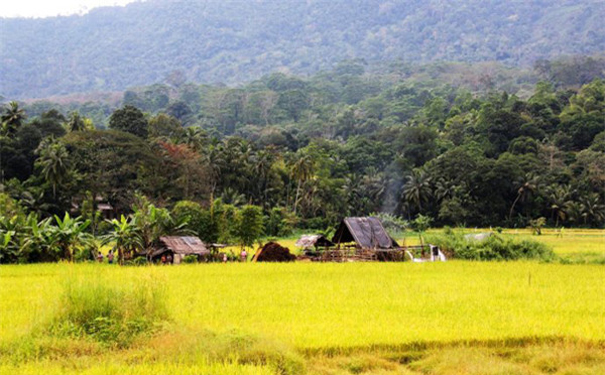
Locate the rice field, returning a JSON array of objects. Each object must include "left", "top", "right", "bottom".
[{"left": 1, "top": 229, "right": 604, "bottom": 374}]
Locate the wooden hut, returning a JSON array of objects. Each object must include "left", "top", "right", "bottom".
[
  {"left": 150, "top": 236, "right": 210, "bottom": 264},
  {"left": 331, "top": 217, "right": 402, "bottom": 261},
  {"left": 332, "top": 217, "right": 399, "bottom": 249}
]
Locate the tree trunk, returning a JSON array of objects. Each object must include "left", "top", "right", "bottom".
[
  {"left": 509, "top": 193, "right": 522, "bottom": 222},
  {"left": 293, "top": 178, "right": 301, "bottom": 214}
]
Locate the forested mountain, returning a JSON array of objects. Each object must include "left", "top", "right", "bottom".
[{"left": 2, "top": 0, "right": 605, "bottom": 99}]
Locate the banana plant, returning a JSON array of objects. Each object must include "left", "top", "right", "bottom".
[
  {"left": 22, "top": 214, "right": 60, "bottom": 262},
  {"left": 0, "top": 230, "right": 16, "bottom": 263},
  {"left": 0, "top": 215, "right": 23, "bottom": 263},
  {"left": 101, "top": 215, "right": 143, "bottom": 265},
  {"left": 51, "top": 213, "right": 92, "bottom": 262}
]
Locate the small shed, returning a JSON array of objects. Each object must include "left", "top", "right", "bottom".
[
  {"left": 295, "top": 234, "right": 335, "bottom": 250},
  {"left": 150, "top": 236, "right": 210, "bottom": 264},
  {"left": 332, "top": 217, "right": 399, "bottom": 250}
]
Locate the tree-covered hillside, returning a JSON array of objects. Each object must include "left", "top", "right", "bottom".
[
  {"left": 2, "top": 0, "right": 604, "bottom": 98},
  {"left": 2, "top": 61, "right": 604, "bottom": 231}
]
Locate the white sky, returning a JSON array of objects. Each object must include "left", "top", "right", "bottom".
[{"left": 0, "top": 0, "right": 141, "bottom": 18}]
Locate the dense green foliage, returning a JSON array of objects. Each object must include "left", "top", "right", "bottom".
[
  {"left": 2, "top": 0, "right": 605, "bottom": 98},
  {"left": 427, "top": 231, "right": 554, "bottom": 261},
  {"left": 2, "top": 67, "right": 604, "bottom": 243}
]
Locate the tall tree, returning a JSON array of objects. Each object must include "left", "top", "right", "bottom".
[
  {"left": 66, "top": 111, "right": 89, "bottom": 132},
  {"left": 35, "top": 138, "right": 71, "bottom": 199},
  {"left": 1, "top": 101, "right": 26, "bottom": 136},
  {"left": 108, "top": 105, "right": 149, "bottom": 138},
  {"left": 402, "top": 169, "right": 432, "bottom": 213}
]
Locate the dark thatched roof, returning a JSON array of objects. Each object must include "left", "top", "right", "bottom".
[
  {"left": 150, "top": 236, "right": 210, "bottom": 257},
  {"left": 332, "top": 217, "right": 399, "bottom": 249}
]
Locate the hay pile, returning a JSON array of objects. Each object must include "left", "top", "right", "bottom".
[{"left": 256, "top": 242, "right": 296, "bottom": 262}]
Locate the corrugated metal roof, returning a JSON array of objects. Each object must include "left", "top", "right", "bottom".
[
  {"left": 332, "top": 217, "right": 399, "bottom": 249},
  {"left": 158, "top": 236, "right": 210, "bottom": 255}
]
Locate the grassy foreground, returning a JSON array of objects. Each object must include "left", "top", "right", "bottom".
[{"left": 1, "top": 258, "right": 604, "bottom": 374}]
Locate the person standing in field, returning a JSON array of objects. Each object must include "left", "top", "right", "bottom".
[
  {"left": 97, "top": 251, "right": 104, "bottom": 263},
  {"left": 222, "top": 253, "right": 228, "bottom": 263},
  {"left": 107, "top": 250, "right": 114, "bottom": 264},
  {"left": 240, "top": 249, "right": 247, "bottom": 262}
]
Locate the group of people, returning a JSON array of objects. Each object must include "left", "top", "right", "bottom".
[
  {"left": 222, "top": 249, "right": 248, "bottom": 263},
  {"left": 96, "top": 249, "right": 114, "bottom": 264},
  {"left": 160, "top": 253, "right": 173, "bottom": 264},
  {"left": 95, "top": 249, "right": 249, "bottom": 264}
]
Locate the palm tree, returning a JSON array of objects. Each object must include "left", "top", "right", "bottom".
[
  {"left": 179, "top": 126, "right": 208, "bottom": 152},
  {"left": 66, "top": 111, "right": 87, "bottom": 132},
  {"left": 35, "top": 138, "right": 70, "bottom": 199},
  {"left": 564, "top": 201, "right": 583, "bottom": 225},
  {"left": 1, "top": 101, "right": 26, "bottom": 183},
  {"left": 402, "top": 169, "right": 432, "bottom": 213},
  {"left": 220, "top": 187, "right": 246, "bottom": 207},
  {"left": 548, "top": 185, "right": 572, "bottom": 227},
  {"left": 253, "top": 149, "right": 275, "bottom": 206},
  {"left": 580, "top": 193, "right": 605, "bottom": 227},
  {"left": 1, "top": 101, "right": 26, "bottom": 135},
  {"left": 290, "top": 152, "right": 314, "bottom": 214},
  {"left": 508, "top": 174, "right": 540, "bottom": 222}
]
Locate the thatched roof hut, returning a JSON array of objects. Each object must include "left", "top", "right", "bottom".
[
  {"left": 150, "top": 236, "right": 210, "bottom": 264},
  {"left": 332, "top": 217, "right": 399, "bottom": 250},
  {"left": 295, "top": 234, "right": 335, "bottom": 249}
]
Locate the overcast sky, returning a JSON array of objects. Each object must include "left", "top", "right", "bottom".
[{"left": 0, "top": 0, "right": 140, "bottom": 18}]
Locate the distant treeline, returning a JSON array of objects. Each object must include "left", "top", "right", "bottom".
[{"left": 1, "top": 64, "right": 604, "bottom": 230}]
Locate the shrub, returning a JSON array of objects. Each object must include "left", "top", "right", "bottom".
[
  {"left": 426, "top": 231, "right": 554, "bottom": 261},
  {"left": 50, "top": 274, "right": 168, "bottom": 347},
  {"left": 182, "top": 254, "right": 198, "bottom": 263},
  {"left": 265, "top": 207, "right": 295, "bottom": 237}
]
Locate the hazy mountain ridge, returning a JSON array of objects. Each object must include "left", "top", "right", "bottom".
[{"left": 1, "top": 0, "right": 604, "bottom": 99}]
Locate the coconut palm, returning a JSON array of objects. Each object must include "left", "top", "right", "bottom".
[
  {"left": 66, "top": 111, "right": 87, "bottom": 132},
  {"left": 1, "top": 101, "right": 26, "bottom": 136},
  {"left": 508, "top": 173, "right": 540, "bottom": 222},
  {"left": 1, "top": 101, "right": 26, "bottom": 183},
  {"left": 35, "top": 138, "right": 71, "bottom": 199},
  {"left": 290, "top": 152, "right": 314, "bottom": 214},
  {"left": 220, "top": 187, "right": 246, "bottom": 207},
  {"left": 580, "top": 193, "right": 605, "bottom": 227},
  {"left": 402, "top": 169, "right": 432, "bottom": 213},
  {"left": 548, "top": 184, "right": 572, "bottom": 227},
  {"left": 179, "top": 126, "right": 208, "bottom": 152},
  {"left": 564, "top": 200, "right": 583, "bottom": 225}
]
